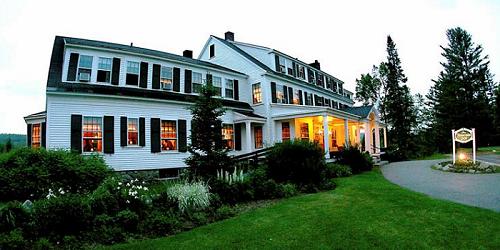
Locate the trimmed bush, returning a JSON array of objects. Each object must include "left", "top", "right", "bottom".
[
  {"left": 333, "top": 146, "right": 373, "bottom": 174},
  {"left": 324, "top": 164, "right": 352, "bottom": 178}
]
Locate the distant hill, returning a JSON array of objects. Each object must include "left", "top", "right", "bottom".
[{"left": 0, "top": 134, "right": 26, "bottom": 147}]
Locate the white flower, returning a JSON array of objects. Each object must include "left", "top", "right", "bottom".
[
  {"left": 118, "top": 182, "right": 122, "bottom": 186},
  {"left": 126, "top": 183, "right": 130, "bottom": 187},
  {"left": 142, "top": 181, "right": 146, "bottom": 184},
  {"left": 60, "top": 190, "right": 65, "bottom": 195},
  {"left": 126, "top": 200, "right": 130, "bottom": 204},
  {"left": 117, "top": 186, "right": 120, "bottom": 190},
  {"left": 144, "top": 187, "right": 148, "bottom": 191}
]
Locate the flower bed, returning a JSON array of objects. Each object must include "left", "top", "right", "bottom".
[{"left": 432, "top": 160, "right": 498, "bottom": 174}]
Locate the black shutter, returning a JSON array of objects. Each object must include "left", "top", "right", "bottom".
[
  {"left": 150, "top": 118, "right": 160, "bottom": 153},
  {"left": 103, "top": 116, "right": 114, "bottom": 154},
  {"left": 27, "top": 124, "right": 32, "bottom": 148},
  {"left": 178, "top": 119, "right": 187, "bottom": 152},
  {"left": 314, "top": 95, "right": 318, "bottom": 106},
  {"left": 307, "top": 68, "right": 311, "bottom": 83},
  {"left": 70, "top": 115, "right": 82, "bottom": 153},
  {"left": 234, "top": 80, "right": 239, "bottom": 100},
  {"left": 173, "top": 67, "right": 180, "bottom": 92},
  {"left": 271, "top": 82, "right": 277, "bottom": 103},
  {"left": 304, "top": 91, "right": 308, "bottom": 105},
  {"left": 235, "top": 123, "right": 241, "bottom": 151},
  {"left": 139, "top": 117, "right": 145, "bottom": 147},
  {"left": 120, "top": 117, "right": 127, "bottom": 147},
  {"left": 288, "top": 87, "right": 293, "bottom": 104},
  {"left": 67, "top": 53, "right": 79, "bottom": 81},
  {"left": 152, "top": 64, "right": 160, "bottom": 89},
  {"left": 139, "top": 62, "right": 148, "bottom": 88},
  {"left": 275, "top": 54, "right": 280, "bottom": 72},
  {"left": 41, "top": 122, "right": 46, "bottom": 148},
  {"left": 111, "top": 57, "right": 121, "bottom": 85},
  {"left": 283, "top": 85, "right": 288, "bottom": 104},
  {"left": 184, "top": 69, "right": 192, "bottom": 93},
  {"left": 299, "top": 90, "right": 303, "bottom": 105},
  {"left": 206, "top": 74, "right": 212, "bottom": 86},
  {"left": 292, "top": 62, "right": 297, "bottom": 77}
]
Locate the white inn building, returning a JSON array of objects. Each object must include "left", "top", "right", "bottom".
[{"left": 24, "top": 32, "right": 387, "bottom": 175}]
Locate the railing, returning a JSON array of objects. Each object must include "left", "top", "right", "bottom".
[{"left": 232, "top": 147, "right": 274, "bottom": 166}]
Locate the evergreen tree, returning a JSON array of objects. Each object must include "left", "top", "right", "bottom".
[
  {"left": 493, "top": 85, "right": 500, "bottom": 142},
  {"left": 5, "top": 138, "right": 12, "bottom": 152},
  {"left": 427, "top": 27, "right": 496, "bottom": 151},
  {"left": 185, "top": 83, "right": 232, "bottom": 178}
]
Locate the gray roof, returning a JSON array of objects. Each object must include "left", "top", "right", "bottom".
[
  {"left": 342, "top": 105, "right": 374, "bottom": 118},
  {"left": 24, "top": 111, "right": 46, "bottom": 120},
  {"left": 63, "top": 36, "right": 245, "bottom": 75},
  {"left": 234, "top": 110, "right": 265, "bottom": 119}
]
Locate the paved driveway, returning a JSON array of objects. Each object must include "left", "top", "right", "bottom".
[
  {"left": 478, "top": 154, "right": 500, "bottom": 165},
  {"left": 381, "top": 159, "right": 500, "bottom": 212}
]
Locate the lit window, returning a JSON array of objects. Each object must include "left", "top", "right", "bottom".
[
  {"left": 213, "top": 76, "right": 222, "bottom": 96},
  {"left": 293, "top": 90, "right": 300, "bottom": 104},
  {"left": 83, "top": 117, "right": 102, "bottom": 153},
  {"left": 78, "top": 55, "right": 93, "bottom": 82},
  {"left": 252, "top": 83, "right": 262, "bottom": 104},
  {"left": 225, "top": 79, "right": 234, "bottom": 99},
  {"left": 161, "top": 120, "right": 177, "bottom": 151},
  {"left": 222, "top": 124, "right": 234, "bottom": 150},
  {"left": 128, "top": 118, "right": 138, "bottom": 146},
  {"left": 254, "top": 126, "right": 263, "bottom": 149},
  {"left": 31, "top": 124, "right": 41, "bottom": 148},
  {"left": 160, "top": 66, "right": 173, "bottom": 90},
  {"left": 97, "top": 57, "right": 111, "bottom": 83},
  {"left": 298, "top": 65, "right": 305, "bottom": 80},
  {"left": 282, "top": 122, "right": 290, "bottom": 142},
  {"left": 192, "top": 72, "right": 203, "bottom": 93},
  {"left": 278, "top": 57, "right": 286, "bottom": 73},
  {"left": 276, "top": 84, "right": 286, "bottom": 104},
  {"left": 126, "top": 61, "right": 140, "bottom": 85},
  {"left": 300, "top": 123, "right": 309, "bottom": 141}
]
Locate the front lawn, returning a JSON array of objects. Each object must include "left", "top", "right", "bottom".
[
  {"left": 106, "top": 170, "right": 500, "bottom": 249},
  {"left": 478, "top": 146, "right": 500, "bottom": 155}
]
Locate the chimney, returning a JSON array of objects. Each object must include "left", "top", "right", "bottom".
[
  {"left": 182, "top": 50, "right": 193, "bottom": 58},
  {"left": 225, "top": 31, "right": 234, "bottom": 41},
  {"left": 309, "top": 60, "right": 320, "bottom": 70}
]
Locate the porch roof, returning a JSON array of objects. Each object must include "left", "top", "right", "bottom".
[
  {"left": 342, "top": 105, "right": 374, "bottom": 118},
  {"left": 271, "top": 105, "right": 361, "bottom": 121},
  {"left": 24, "top": 111, "right": 46, "bottom": 122}
]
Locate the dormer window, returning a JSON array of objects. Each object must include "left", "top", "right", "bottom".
[
  {"left": 192, "top": 72, "right": 203, "bottom": 93},
  {"left": 307, "top": 69, "right": 315, "bottom": 84},
  {"left": 325, "top": 77, "right": 332, "bottom": 89},
  {"left": 278, "top": 57, "right": 286, "bottom": 73},
  {"left": 126, "top": 61, "right": 140, "bottom": 85},
  {"left": 298, "top": 65, "right": 305, "bottom": 80},
  {"left": 97, "top": 57, "right": 112, "bottom": 83},
  {"left": 225, "top": 79, "right": 234, "bottom": 99},
  {"left": 160, "top": 66, "right": 173, "bottom": 90},
  {"left": 78, "top": 55, "right": 93, "bottom": 82}
]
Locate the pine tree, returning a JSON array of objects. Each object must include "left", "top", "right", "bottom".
[
  {"left": 427, "top": 27, "right": 496, "bottom": 151},
  {"left": 185, "top": 83, "right": 232, "bottom": 178}
]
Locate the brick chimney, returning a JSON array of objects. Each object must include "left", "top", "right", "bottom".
[
  {"left": 225, "top": 31, "right": 234, "bottom": 41},
  {"left": 309, "top": 60, "right": 320, "bottom": 70},
  {"left": 182, "top": 50, "right": 193, "bottom": 58}
]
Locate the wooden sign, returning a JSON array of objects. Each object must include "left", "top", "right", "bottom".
[
  {"left": 451, "top": 128, "right": 476, "bottom": 164},
  {"left": 454, "top": 128, "right": 473, "bottom": 143}
]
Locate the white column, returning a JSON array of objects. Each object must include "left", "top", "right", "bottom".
[
  {"left": 452, "top": 129, "right": 456, "bottom": 164},
  {"left": 356, "top": 124, "right": 361, "bottom": 147},
  {"left": 472, "top": 128, "right": 476, "bottom": 164},
  {"left": 383, "top": 127, "right": 387, "bottom": 148},
  {"left": 323, "top": 114, "right": 330, "bottom": 158},
  {"left": 344, "top": 119, "right": 349, "bottom": 148},
  {"left": 245, "top": 121, "right": 252, "bottom": 153},
  {"left": 364, "top": 122, "right": 371, "bottom": 153},
  {"left": 374, "top": 123, "right": 380, "bottom": 153}
]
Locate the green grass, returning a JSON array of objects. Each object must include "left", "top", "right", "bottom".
[
  {"left": 478, "top": 146, "right": 500, "bottom": 155},
  {"left": 105, "top": 170, "right": 500, "bottom": 250},
  {"left": 415, "top": 152, "right": 450, "bottom": 160}
]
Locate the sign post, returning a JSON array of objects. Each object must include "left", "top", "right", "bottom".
[
  {"left": 452, "top": 128, "right": 475, "bottom": 164},
  {"left": 472, "top": 128, "right": 476, "bottom": 164},
  {"left": 452, "top": 129, "right": 456, "bottom": 164}
]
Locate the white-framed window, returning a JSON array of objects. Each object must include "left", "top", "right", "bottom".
[
  {"left": 308, "top": 69, "right": 316, "bottom": 84},
  {"left": 127, "top": 118, "right": 139, "bottom": 146},
  {"left": 161, "top": 120, "right": 177, "bottom": 151},
  {"left": 282, "top": 122, "right": 290, "bottom": 142},
  {"left": 298, "top": 65, "right": 305, "bottom": 80},
  {"left": 222, "top": 124, "right": 234, "bottom": 150},
  {"left": 160, "top": 66, "right": 173, "bottom": 90},
  {"left": 213, "top": 76, "right": 222, "bottom": 96},
  {"left": 225, "top": 79, "right": 234, "bottom": 99},
  {"left": 31, "top": 123, "right": 41, "bottom": 148},
  {"left": 293, "top": 90, "right": 300, "bottom": 104},
  {"left": 306, "top": 93, "right": 313, "bottom": 105},
  {"left": 78, "top": 55, "right": 93, "bottom": 82},
  {"left": 192, "top": 72, "right": 203, "bottom": 93},
  {"left": 97, "top": 57, "right": 111, "bottom": 83},
  {"left": 278, "top": 57, "right": 286, "bottom": 73},
  {"left": 83, "top": 116, "right": 102, "bottom": 153},
  {"left": 252, "top": 83, "right": 262, "bottom": 104},
  {"left": 126, "top": 61, "right": 140, "bottom": 85},
  {"left": 276, "top": 84, "right": 286, "bottom": 103}
]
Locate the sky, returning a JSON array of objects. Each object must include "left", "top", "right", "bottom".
[{"left": 0, "top": 0, "right": 499, "bottom": 134}]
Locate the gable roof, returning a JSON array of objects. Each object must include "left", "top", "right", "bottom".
[
  {"left": 213, "top": 36, "right": 274, "bottom": 72},
  {"left": 341, "top": 105, "right": 374, "bottom": 118}
]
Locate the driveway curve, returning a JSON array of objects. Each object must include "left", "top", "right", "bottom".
[{"left": 381, "top": 159, "right": 500, "bottom": 212}]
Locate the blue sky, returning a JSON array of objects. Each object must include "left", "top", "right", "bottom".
[{"left": 0, "top": 0, "right": 499, "bottom": 134}]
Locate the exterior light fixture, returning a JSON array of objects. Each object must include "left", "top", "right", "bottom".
[{"left": 458, "top": 153, "right": 466, "bottom": 161}]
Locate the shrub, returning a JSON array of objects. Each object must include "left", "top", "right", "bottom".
[
  {"left": 214, "top": 205, "right": 237, "bottom": 220},
  {"left": 266, "top": 140, "right": 327, "bottom": 188},
  {"left": 333, "top": 146, "right": 373, "bottom": 174},
  {"left": 90, "top": 214, "right": 125, "bottom": 245},
  {"left": 0, "top": 229, "right": 27, "bottom": 250},
  {"left": 138, "top": 211, "right": 181, "bottom": 237},
  {"left": 210, "top": 179, "right": 254, "bottom": 205},
  {"left": 324, "top": 164, "right": 352, "bottom": 178},
  {"left": 167, "top": 180, "right": 211, "bottom": 213},
  {"left": 0, "top": 148, "right": 112, "bottom": 201},
  {"left": 0, "top": 201, "right": 30, "bottom": 233},
  {"left": 115, "top": 209, "right": 139, "bottom": 233}
]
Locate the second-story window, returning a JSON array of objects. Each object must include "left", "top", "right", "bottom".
[
  {"left": 293, "top": 90, "right": 300, "bottom": 104},
  {"left": 78, "top": 55, "right": 93, "bottom": 82},
  {"left": 287, "top": 60, "right": 293, "bottom": 75},
  {"left": 252, "top": 83, "right": 262, "bottom": 104},
  {"left": 298, "top": 65, "right": 305, "bottom": 80},
  {"left": 276, "top": 84, "right": 286, "bottom": 103},
  {"left": 126, "top": 61, "right": 140, "bottom": 86},
  {"left": 97, "top": 57, "right": 112, "bottom": 83},
  {"left": 225, "top": 79, "right": 234, "bottom": 99},
  {"left": 306, "top": 93, "right": 313, "bottom": 105},
  {"left": 192, "top": 72, "right": 203, "bottom": 93},
  {"left": 278, "top": 57, "right": 286, "bottom": 73},
  {"left": 161, "top": 66, "right": 173, "bottom": 90},
  {"left": 213, "top": 76, "right": 222, "bottom": 96}
]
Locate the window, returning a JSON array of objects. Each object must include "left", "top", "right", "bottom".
[
  {"left": 293, "top": 90, "right": 300, "bottom": 104},
  {"left": 298, "top": 65, "right": 305, "bottom": 80},
  {"left": 307, "top": 69, "right": 316, "bottom": 84},
  {"left": 276, "top": 84, "right": 286, "bottom": 103},
  {"left": 317, "top": 73, "right": 324, "bottom": 87},
  {"left": 213, "top": 76, "right": 222, "bottom": 96},
  {"left": 192, "top": 72, "right": 203, "bottom": 93},
  {"left": 282, "top": 122, "right": 290, "bottom": 141},
  {"left": 278, "top": 57, "right": 286, "bottom": 73},
  {"left": 83, "top": 117, "right": 102, "bottom": 153},
  {"left": 161, "top": 120, "right": 177, "bottom": 151},
  {"left": 31, "top": 123, "right": 41, "bottom": 148},
  {"left": 332, "top": 101, "right": 338, "bottom": 109},
  {"left": 254, "top": 126, "right": 263, "bottom": 149},
  {"left": 127, "top": 118, "right": 138, "bottom": 146},
  {"left": 97, "top": 57, "right": 111, "bottom": 83},
  {"left": 338, "top": 83, "right": 344, "bottom": 95},
  {"left": 252, "top": 83, "right": 262, "bottom": 104},
  {"left": 222, "top": 124, "right": 234, "bottom": 150},
  {"left": 78, "top": 55, "right": 93, "bottom": 82},
  {"left": 225, "top": 79, "right": 234, "bottom": 99},
  {"left": 325, "top": 77, "right": 332, "bottom": 89},
  {"left": 300, "top": 123, "right": 309, "bottom": 141},
  {"left": 160, "top": 66, "right": 173, "bottom": 90},
  {"left": 209, "top": 44, "right": 215, "bottom": 58},
  {"left": 126, "top": 61, "right": 140, "bottom": 85},
  {"left": 287, "top": 60, "right": 293, "bottom": 75},
  {"left": 333, "top": 81, "right": 338, "bottom": 92},
  {"left": 306, "top": 93, "right": 313, "bottom": 106}
]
